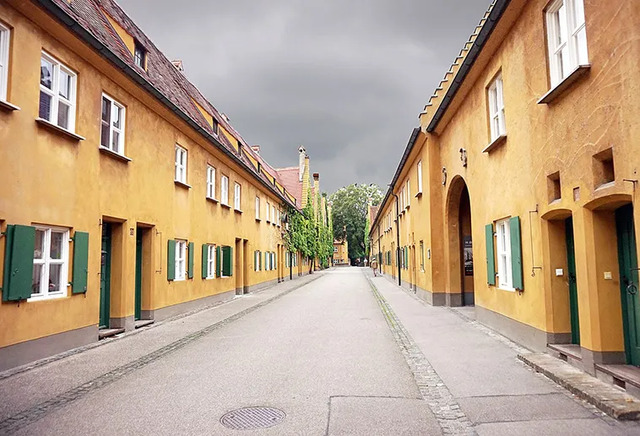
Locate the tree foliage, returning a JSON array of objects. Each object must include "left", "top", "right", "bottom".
[{"left": 330, "top": 183, "right": 383, "bottom": 262}]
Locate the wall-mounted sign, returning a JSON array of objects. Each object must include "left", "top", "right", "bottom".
[{"left": 463, "top": 236, "right": 473, "bottom": 276}]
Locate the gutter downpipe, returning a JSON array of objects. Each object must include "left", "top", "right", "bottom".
[
  {"left": 377, "top": 225, "right": 382, "bottom": 275},
  {"left": 390, "top": 189, "right": 401, "bottom": 286}
]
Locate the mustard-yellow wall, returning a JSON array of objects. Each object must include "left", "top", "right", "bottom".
[
  {"left": 0, "top": 1, "right": 290, "bottom": 348},
  {"left": 372, "top": 0, "right": 640, "bottom": 355},
  {"left": 333, "top": 241, "right": 348, "bottom": 264}
]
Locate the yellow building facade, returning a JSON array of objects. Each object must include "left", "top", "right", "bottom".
[
  {"left": 371, "top": 0, "right": 640, "bottom": 378},
  {"left": 0, "top": 0, "right": 305, "bottom": 370}
]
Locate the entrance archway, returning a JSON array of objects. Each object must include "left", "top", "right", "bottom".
[{"left": 445, "top": 176, "right": 474, "bottom": 306}]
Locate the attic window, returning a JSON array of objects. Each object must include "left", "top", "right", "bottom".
[
  {"left": 212, "top": 118, "right": 219, "bottom": 135},
  {"left": 134, "top": 41, "right": 146, "bottom": 69}
]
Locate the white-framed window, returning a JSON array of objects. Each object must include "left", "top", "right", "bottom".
[
  {"left": 254, "top": 250, "right": 260, "bottom": 271},
  {"left": 0, "top": 23, "right": 10, "bottom": 101},
  {"left": 271, "top": 205, "right": 276, "bottom": 224},
  {"left": 546, "top": 0, "right": 588, "bottom": 87},
  {"left": 406, "top": 180, "right": 411, "bottom": 208},
  {"left": 265, "top": 252, "right": 270, "bottom": 271},
  {"left": 488, "top": 75, "right": 506, "bottom": 141},
  {"left": 255, "top": 197, "right": 261, "bottom": 220},
  {"left": 31, "top": 226, "right": 69, "bottom": 300},
  {"left": 206, "top": 244, "right": 216, "bottom": 279},
  {"left": 39, "top": 52, "right": 77, "bottom": 132},
  {"left": 206, "top": 165, "right": 216, "bottom": 199},
  {"left": 234, "top": 183, "right": 241, "bottom": 210},
  {"left": 100, "top": 94, "right": 126, "bottom": 155},
  {"left": 417, "top": 160, "right": 423, "bottom": 194},
  {"left": 134, "top": 41, "right": 146, "bottom": 69},
  {"left": 174, "top": 240, "right": 187, "bottom": 281},
  {"left": 174, "top": 145, "right": 187, "bottom": 183},
  {"left": 221, "top": 175, "right": 229, "bottom": 205},
  {"left": 266, "top": 201, "right": 270, "bottom": 223},
  {"left": 496, "top": 219, "right": 513, "bottom": 290}
]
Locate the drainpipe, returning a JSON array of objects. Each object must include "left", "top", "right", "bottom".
[
  {"left": 377, "top": 225, "right": 382, "bottom": 275},
  {"left": 389, "top": 187, "right": 401, "bottom": 286}
]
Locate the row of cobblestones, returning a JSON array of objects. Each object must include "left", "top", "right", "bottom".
[
  {"left": 367, "top": 278, "right": 476, "bottom": 436},
  {"left": 0, "top": 273, "right": 323, "bottom": 435}
]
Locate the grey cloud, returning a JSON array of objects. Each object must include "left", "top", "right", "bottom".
[{"left": 118, "top": 0, "right": 490, "bottom": 192}]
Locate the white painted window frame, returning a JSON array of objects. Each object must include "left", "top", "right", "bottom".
[
  {"left": 221, "top": 175, "right": 229, "bottom": 205},
  {"left": 496, "top": 219, "right": 514, "bottom": 291},
  {"left": 255, "top": 197, "right": 261, "bottom": 220},
  {"left": 417, "top": 160, "right": 423, "bottom": 194},
  {"left": 0, "top": 23, "right": 10, "bottom": 101},
  {"left": 30, "top": 226, "right": 69, "bottom": 301},
  {"left": 39, "top": 51, "right": 77, "bottom": 132},
  {"left": 100, "top": 93, "right": 126, "bottom": 155},
  {"left": 234, "top": 182, "right": 241, "bottom": 210},
  {"left": 271, "top": 205, "right": 276, "bottom": 224},
  {"left": 174, "top": 145, "right": 187, "bottom": 184},
  {"left": 406, "top": 180, "right": 411, "bottom": 208},
  {"left": 546, "top": 0, "right": 588, "bottom": 87},
  {"left": 174, "top": 239, "right": 187, "bottom": 281},
  {"left": 206, "top": 165, "right": 216, "bottom": 199},
  {"left": 207, "top": 244, "right": 216, "bottom": 279},
  {"left": 488, "top": 75, "right": 506, "bottom": 141}
]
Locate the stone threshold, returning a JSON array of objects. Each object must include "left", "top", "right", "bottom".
[
  {"left": 134, "top": 319, "right": 154, "bottom": 329},
  {"left": 98, "top": 328, "right": 125, "bottom": 340},
  {"left": 596, "top": 364, "right": 640, "bottom": 399},
  {"left": 519, "top": 352, "right": 640, "bottom": 420}
]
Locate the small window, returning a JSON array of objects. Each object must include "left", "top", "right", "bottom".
[
  {"left": 100, "top": 94, "right": 126, "bottom": 155},
  {"left": 271, "top": 205, "right": 276, "bottom": 224},
  {"left": 488, "top": 75, "right": 506, "bottom": 141},
  {"left": 254, "top": 250, "right": 260, "bottom": 271},
  {"left": 134, "top": 41, "right": 146, "bottom": 69},
  {"left": 255, "top": 197, "right": 261, "bottom": 220},
  {"left": 31, "top": 226, "right": 69, "bottom": 299},
  {"left": 174, "top": 240, "right": 187, "bottom": 281},
  {"left": 546, "top": 0, "right": 588, "bottom": 87},
  {"left": 266, "top": 201, "right": 270, "bottom": 223},
  {"left": 417, "top": 161, "right": 423, "bottom": 194},
  {"left": 406, "top": 180, "right": 410, "bottom": 208},
  {"left": 39, "top": 52, "right": 77, "bottom": 132},
  {"left": 420, "top": 240, "right": 425, "bottom": 271},
  {"left": 174, "top": 145, "right": 187, "bottom": 183},
  {"left": 206, "top": 244, "right": 216, "bottom": 279},
  {"left": 206, "top": 165, "right": 216, "bottom": 199},
  {"left": 221, "top": 175, "right": 229, "bottom": 205},
  {"left": 0, "top": 23, "right": 10, "bottom": 101},
  {"left": 212, "top": 118, "right": 219, "bottom": 135},
  {"left": 496, "top": 219, "right": 513, "bottom": 290},
  {"left": 276, "top": 209, "right": 280, "bottom": 227},
  {"left": 234, "top": 183, "right": 241, "bottom": 210}
]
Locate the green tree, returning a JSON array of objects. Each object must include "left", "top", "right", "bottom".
[{"left": 330, "top": 183, "right": 382, "bottom": 263}]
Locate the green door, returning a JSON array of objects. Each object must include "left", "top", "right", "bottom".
[
  {"left": 565, "top": 218, "right": 580, "bottom": 345},
  {"left": 135, "top": 228, "right": 143, "bottom": 321},
  {"left": 99, "top": 223, "right": 112, "bottom": 329},
  {"left": 616, "top": 204, "right": 640, "bottom": 366}
]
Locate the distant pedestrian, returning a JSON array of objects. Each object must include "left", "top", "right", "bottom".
[{"left": 371, "top": 257, "right": 378, "bottom": 277}]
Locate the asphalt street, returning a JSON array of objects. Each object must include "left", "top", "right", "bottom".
[{"left": 2, "top": 268, "right": 640, "bottom": 435}]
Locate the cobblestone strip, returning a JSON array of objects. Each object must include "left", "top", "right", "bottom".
[
  {"left": 367, "top": 277, "right": 476, "bottom": 436},
  {"left": 0, "top": 273, "right": 324, "bottom": 435}
]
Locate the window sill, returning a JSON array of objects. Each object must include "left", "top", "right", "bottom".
[
  {"left": 0, "top": 99, "right": 20, "bottom": 111},
  {"left": 415, "top": 192, "right": 422, "bottom": 198},
  {"left": 255, "top": 217, "right": 261, "bottom": 222},
  {"left": 174, "top": 180, "right": 192, "bottom": 189},
  {"left": 538, "top": 64, "right": 591, "bottom": 105},
  {"left": 482, "top": 134, "right": 507, "bottom": 153},
  {"left": 206, "top": 196, "right": 218, "bottom": 204},
  {"left": 36, "top": 118, "right": 85, "bottom": 141},
  {"left": 234, "top": 208, "right": 243, "bottom": 214},
  {"left": 99, "top": 146, "right": 131, "bottom": 162},
  {"left": 221, "top": 203, "right": 231, "bottom": 209}
]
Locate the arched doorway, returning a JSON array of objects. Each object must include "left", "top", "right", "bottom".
[{"left": 445, "top": 177, "right": 474, "bottom": 306}]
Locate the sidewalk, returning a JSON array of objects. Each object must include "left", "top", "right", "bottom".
[
  {"left": 367, "top": 271, "right": 640, "bottom": 435},
  {"left": 0, "top": 272, "right": 324, "bottom": 432}
]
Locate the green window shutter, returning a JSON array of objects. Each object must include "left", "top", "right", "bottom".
[
  {"left": 72, "top": 231, "right": 89, "bottom": 294},
  {"left": 264, "top": 252, "right": 268, "bottom": 270},
  {"left": 202, "top": 244, "right": 208, "bottom": 279},
  {"left": 510, "top": 216, "right": 524, "bottom": 291},
  {"left": 222, "top": 246, "right": 233, "bottom": 277},
  {"left": 216, "top": 246, "right": 221, "bottom": 277},
  {"left": 485, "top": 224, "right": 496, "bottom": 286},
  {"left": 167, "top": 240, "right": 175, "bottom": 281},
  {"left": 187, "top": 242, "right": 194, "bottom": 279},
  {"left": 3, "top": 225, "right": 36, "bottom": 301}
]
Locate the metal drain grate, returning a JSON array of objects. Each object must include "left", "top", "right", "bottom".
[{"left": 220, "top": 407, "right": 286, "bottom": 430}]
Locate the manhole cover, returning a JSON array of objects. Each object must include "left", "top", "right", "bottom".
[{"left": 220, "top": 407, "right": 286, "bottom": 430}]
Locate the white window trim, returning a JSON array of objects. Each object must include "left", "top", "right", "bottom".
[
  {"left": 206, "top": 244, "right": 216, "bottom": 279},
  {"left": 254, "top": 250, "right": 260, "bottom": 272},
  {"left": 30, "top": 226, "right": 70, "bottom": 301},
  {"left": 174, "top": 145, "right": 187, "bottom": 184},
  {"left": 546, "top": 0, "right": 588, "bottom": 87},
  {"left": 255, "top": 197, "right": 261, "bottom": 220},
  {"left": 100, "top": 93, "right": 126, "bottom": 155},
  {"left": 175, "top": 240, "right": 187, "bottom": 281},
  {"left": 206, "top": 165, "right": 216, "bottom": 200},
  {"left": 234, "top": 182, "right": 242, "bottom": 210},
  {"left": 417, "top": 160, "right": 423, "bottom": 194},
  {"left": 496, "top": 219, "right": 514, "bottom": 291},
  {"left": 488, "top": 75, "right": 506, "bottom": 141},
  {"left": 266, "top": 201, "right": 270, "bottom": 223},
  {"left": 221, "top": 175, "right": 229, "bottom": 206},
  {"left": 406, "top": 180, "right": 411, "bottom": 208},
  {"left": 271, "top": 205, "right": 276, "bottom": 224},
  {"left": 0, "top": 23, "right": 10, "bottom": 102},
  {"left": 39, "top": 51, "right": 77, "bottom": 132}
]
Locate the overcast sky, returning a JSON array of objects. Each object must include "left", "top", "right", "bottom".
[{"left": 118, "top": 0, "right": 490, "bottom": 194}]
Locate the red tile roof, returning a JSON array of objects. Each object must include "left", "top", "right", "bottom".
[
  {"left": 369, "top": 206, "right": 380, "bottom": 224},
  {"left": 276, "top": 167, "right": 303, "bottom": 207}
]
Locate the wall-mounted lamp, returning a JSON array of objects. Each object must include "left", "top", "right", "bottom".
[
  {"left": 459, "top": 148, "right": 467, "bottom": 167},
  {"left": 442, "top": 167, "right": 447, "bottom": 186}
]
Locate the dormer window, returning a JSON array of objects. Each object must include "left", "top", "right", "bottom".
[
  {"left": 212, "top": 118, "right": 219, "bottom": 135},
  {"left": 134, "top": 41, "right": 146, "bottom": 69}
]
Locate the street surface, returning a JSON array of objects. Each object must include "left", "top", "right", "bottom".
[{"left": 1, "top": 268, "right": 640, "bottom": 435}]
